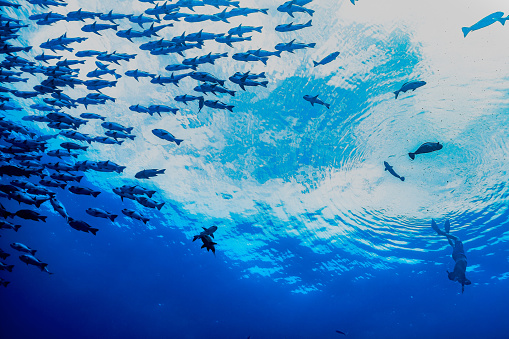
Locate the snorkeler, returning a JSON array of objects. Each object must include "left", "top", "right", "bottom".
[{"left": 431, "top": 219, "right": 471, "bottom": 293}]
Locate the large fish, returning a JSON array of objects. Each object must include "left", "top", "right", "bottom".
[
  {"left": 462, "top": 12, "right": 508, "bottom": 37},
  {"left": 408, "top": 142, "right": 443, "bottom": 160},
  {"left": 393, "top": 81, "right": 426, "bottom": 99}
]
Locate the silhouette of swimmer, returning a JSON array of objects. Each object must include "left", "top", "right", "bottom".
[{"left": 431, "top": 219, "right": 471, "bottom": 293}]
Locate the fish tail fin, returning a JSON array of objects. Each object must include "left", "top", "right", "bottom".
[
  {"left": 325, "top": 103, "right": 330, "bottom": 109},
  {"left": 394, "top": 90, "right": 400, "bottom": 99},
  {"left": 92, "top": 191, "right": 100, "bottom": 197},
  {"left": 90, "top": 228, "right": 99, "bottom": 235},
  {"left": 308, "top": 43, "right": 316, "bottom": 48},
  {"left": 400, "top": 176, "right": 405, "bottom": 181},
  {"left": 313, "top": 60, "right": 319, "bottom": 67},
  {"left": 261, "top": 57, "right": 267, "bottom": 65},
  {"left": 147, "top": 190, "right": 156, "bottom": 198},
  {"left": 175, "top": 139, "right": 183, "bottom": 146},
  {"left": 306, "top": 20, "right": 312, "bottom": 26},
  {"left": 128, "top": 135, "right": 136, "bottom": 140},
  {"left": 461, "top": 27, "right": 470, "bottom": 38},
  {"left": 14, "top": 225, "right": 21, "bottom": 232},
  {"left": 228, "top": 90, "right": 235, "bottom": 96},
  {"left": 227, "top": 105, "right": 234, "bottom": 112},
  {"left": 142, "top": 218, "right": 149, "bottom": 224},
  {"left": 260, "top": 9, "right": 268, "bottom": 14},
  {"left": 6, "top": 265, "right": 14, "bottom": 272},
  {"left": 40, "top": 216, "right": 47, "bottom": 222},
  {"left": 77, "top": 176, "right": 83, "bottom": 182},
  {"left": 35, "top": 201, "right": 43, "bottom": 208},
  {"left": 198, "top": 98, "right": 204, "bottom": 110},
  {"left": 157, "top": 203, "right": 164, "bottom": 210},
  {"left": 260, "top": 81, "right": 268, "bottom": 87},
  {"left": 40, "top": 263, "right": 48, "bottom": 272},
  {"left": 408, "top": 153, "right": 415, "bottom": 160},
  {"left": 109, "top": 215, "right": 118, "bottom": 222},
  {"left": 2, "top": 281, "right": 9, "bottom": 287},
  {"left": 307, "top": 9, "right": 315, "bottom": 16},
  {"left": 126, "top": 127, "right": 134, "bottom": 133}
]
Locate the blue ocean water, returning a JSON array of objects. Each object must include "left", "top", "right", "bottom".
[{"left": 1, "top": 0, "right": 509, "bottom": 338}]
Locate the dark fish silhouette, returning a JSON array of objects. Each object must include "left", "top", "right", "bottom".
[
  {"left": 394, "top": 81, "right": 426, "bottom": 99},
  {"left": 408, "top": 142, "right": 443, "bottom": 160},
  {"left": 336, "top": 330, "right": 346, "bottom": 335},
  {"left": 384, "top": 161, "right": 404, "bottom": 181}
]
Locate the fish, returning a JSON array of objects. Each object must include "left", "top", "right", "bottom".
[
  {"left": 313, "top": 51, "right": 340, "bottom": 66},
  {"left": 105, "top": 130, "right": 136, "bottom": 141},
  {"left": 0, "top": 248, "right": 10, "bottom": 260},
  {"left": 193, "top": 226, "right": 218, "bottom": 241},
  {"left": 228, "top": 24, "right": 262, "bottom": 37},
  {"left": 119, "top": 185, "right": 156, "bottom": 198},
  {"left": 10, "top": 242, "right": 36, "bottom": 255},
  {"left": 135, "top": 196, "right": 165, "bottom": 210},
  {"left": 50, "top": 197, "right": 69, "bottom": 220},
  {"left": 68, "top": 185, "right": 101, "bottom": 197},
  {"left": 232, "top": 52, "right": 268, "bottom": 65},
  {"left": 408, "top": 142, "right": 443, "bottom": 160},
  {"left": 152, "top": 129, "right": 183, "bottom": 145},
  {"left": 0, "top": 262, "right": 14, "bottom": 272},
  {"left": 275, "top": 40, "right": 315, "bottom": 53},
  {"left": 199, "top": 234, "right": 217, "bottom": 255},
  {"left": 275, "top": 20, "right": 312, "bottom": 32},
  {"left": 122, "top": 208, "right": 150, "bottom": 224},
  {"left": 135, "top": 168, "right": 166, "bottom": 179},
  {"left": 99, "top": 10, "right": 132, "bottom": 24},
  {"left": 67, "top": 218, "right": 99, "bottom": 235},
  {"left": 14, "top": 209, "right": 47, "bottom": 222},
  {"left": 462, "top": 12, "right": 508, "bottom": 37},
  {"left": 203, "top": 100, "right": 234, "bottom": 112},
  {"left": 0, "top": 277, "right": 10, "bottom": 287},
  {"left": 0, "top": 220, "right": 21, "bottom": 232},
  {"left": 80, "top": 113, "right": 105, "bottom": 121},
  {"left": 215, "top": 34, "right": 252, "bottom": 48},
  {"left": 303, "top": 94, "right": 330, "bottom": 108},
  {"left": 81, "top": 22, "right": 118, "bottom": 35},
  {"left": 277, "top": 3, "right": 314, "bottom": 17},
  {"left": 384, "top": 161, "right": 405, "bottom": 181},
  {"left": 19, "top": 254, "right": 53, "bottom": 274},
  {"left": 393, "top": 81, "right": 426, "bottom": 99},
  {"left": 125, "top": 69, "right": 154, "bottom": 81},
  {"left": 101, "top": 121, "right": 133, "bottom": 133},
  {"left": 86, "top": 208, "right": 117, "bottom": 222}
]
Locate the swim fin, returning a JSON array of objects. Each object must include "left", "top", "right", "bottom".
[{"left": 444, "top": 219, "right": 450, "bottom": 233}]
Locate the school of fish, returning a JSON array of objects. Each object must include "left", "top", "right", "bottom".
[{"left": 0, "top": 0, "right": 505, "bottom": 294}]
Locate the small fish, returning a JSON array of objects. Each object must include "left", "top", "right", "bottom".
[
  {"left": 193, "top": 226, "right": 218, "bottom": 241},
  {"left": 313, "top": 51, "right": 340, "bottom": 67},
  {"left": 408, "top": 142, "right": 443, "bottom": 160},
  {"left": 384, "top": 161, "right": 405, "bottom": 181},
  {"left": 19, "top": 254, "right": 53, "bottom": 274},
  {"left": 0, "top": 261, "right": 14, "bottom": 272},
  {"left": 10, "top": 242, "right": 36, "bottom": 255},
  {"left": 86, "top": 208, "right": 117, "bottom": 222},
  {"left": 67, "top": 218, "right": 99, "bottom": 235},
  {"left": 393, "top": 81, "right": 426, "bottom": 99},
  {"left": 303, "top": 94, "right": 330, "bottom": 108},
  {"left": 122, "top": 208, "right": 150, "bottom": 224},
  {"left": 152, "top": 129, "right": 183, "bottom": 145},
  {"left": 135, "top": 169, "right": 165, "bottom": 179}
]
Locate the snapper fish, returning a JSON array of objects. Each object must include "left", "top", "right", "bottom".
[
  {"left": 152, "top": 129, "right": 183, "bottom": 145},
  {"left": 86, "top": 208, "right": 117, "bottom": 222},
  {"left": 19, "top": 254, "right": 53, "bottom": 274},
  {"left": 122, "top": 208, "right": 150, "bottom": 224}
]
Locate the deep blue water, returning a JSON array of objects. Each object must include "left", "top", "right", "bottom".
[{"left": 1, "top": 0, "right": 509, "bottom": 338}]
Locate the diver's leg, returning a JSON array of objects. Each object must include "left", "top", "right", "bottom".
[
  {"left": 431, "top": 219, "right": 447, "bottom": 236},
  {"left": 444, "top": 219, "right": 451, "bottom": 233}
]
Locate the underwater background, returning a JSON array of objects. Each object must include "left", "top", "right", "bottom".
[{"left": 1, "top": 0, "right": 509, "bottom": 338}]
